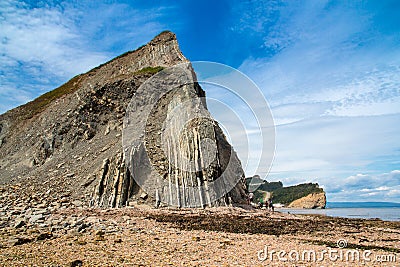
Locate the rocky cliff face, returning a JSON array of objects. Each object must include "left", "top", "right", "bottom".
[
  {"left": 287, "top": 192, "right": 326, "bottom": 209},
  {"left": 0, "top": 31, "right": 247, "bottom": 208}
]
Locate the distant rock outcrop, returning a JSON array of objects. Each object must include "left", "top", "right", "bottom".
[
  {"left": 246, "top": 176, "right": 326, "bottom": 209},
  {"left": 0, "top": 31, "right": 247, "bottom": 208},
  {"left": 287, "top": 192, "right": 326, "bottom": 209}
]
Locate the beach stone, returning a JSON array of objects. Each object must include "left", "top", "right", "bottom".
[
  {"left": 33, "top": 208, "right": 48, "bottom": 215},
  {"left": 9, "top": 237, "right": 32, "bottom": 246},
  {"left": 77, "top": 223, "right": 90, "bottom": 232},
  {"left": 36, "top": 232, "right": 53, "bottom": 241},
  {"left": 10, "top": 209, "right": 21, "bottom": 215},
  {"left": 86, "top": 216, "right": 100, "bottom": 224},
  {"left": 72, "top": 200, "right": 83, "bottom": 207},
  {"left": 36, "top": 203, "right": 47, "bottom": 209},
  {"left": 28, "top": 214, "right": 44, "bottom": 223},
  {"left": 94, "top": 230, "right": 106, "bottom": 241},
  {"left": 69, "top": 260, "right": 83, "bottom": 267},
  {"left": 14, "top": 219, "right": 25, "bottom": 229}
]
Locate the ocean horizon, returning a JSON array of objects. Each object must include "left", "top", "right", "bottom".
[
  {"left": 327, "top": 201, "right": 400, "bottom": 208},
  {"left": 278, "top": 202, "right": 400, "bottom": 221}
]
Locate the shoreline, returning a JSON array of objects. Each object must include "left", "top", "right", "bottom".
[
  {"left": 1, "top": 205, "right": 399, "bottom": 266},
  {"left": 276, "top": 206, "right": 400, "bottom": 222}
]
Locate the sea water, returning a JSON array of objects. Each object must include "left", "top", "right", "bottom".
[{"left": 277, "top": 202, "right": 400, "bottom": 221}]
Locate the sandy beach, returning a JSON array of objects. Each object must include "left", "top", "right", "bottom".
[{"left": 1, "top": 205, "right": 399, "bottom": 266}]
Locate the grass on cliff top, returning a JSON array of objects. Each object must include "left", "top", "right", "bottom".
[
  {"left": 8, "top": 65, "right": 164, "bottom": 124},
  {"left": 134, "top": 66, "right": 164, "bottom": 75},
  {"left": 272, "top": 183, "right": 323, "bottom": 205},
  {"left": 16, "top": 74, "right": 83, "bottom": 121}
]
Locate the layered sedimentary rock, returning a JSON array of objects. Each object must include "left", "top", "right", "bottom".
[
  {"left": 0, "top": 31, "right": 247, "bottom": 208},
  {"left": 122, "top": 63, "right": 246, "bottom": 207},
  {"left": 287, "top": 192, "right": 326, "bottom": 209}
]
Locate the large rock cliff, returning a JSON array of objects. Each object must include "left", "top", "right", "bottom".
[{"left": 0, "top": 31, "right": 247, "bottom": 208}]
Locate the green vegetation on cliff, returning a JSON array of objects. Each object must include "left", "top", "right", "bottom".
[
  {"left": 134, "top": 66, "right": 164, "bottom": 75},
  {"left": 6, "top": 65, "right": 165, "bottom": 123},
  {"left": 246, "top": 176, "right": 323, "bottom": 205},
  {"left": 245, "top": 176, "right": 283, "bottom": 192},
  {"left": 272, "top": 183, "right": 323, "bottom": 205},
  {"left": 16, "top": 74, "right": 84, "bottom": 121}
]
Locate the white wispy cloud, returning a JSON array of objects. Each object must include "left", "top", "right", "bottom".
[
  {"left": 274, "top": 114, "right": 399, "bottom": 172},
  {"left": 0, "top": 1, "right": 170, "bottom": 114},
  {"left": 268, "top": 170, "right": 400, "bottom": 202},
  {"left": 325, "top": 170, "right": 400, "bottom": 202},
  {"left": 231, "top": 1, "right": 400, "bottom": 201},
  {"left": 237, "top": 2, "right": 400, "bottom": 106},
  {"left": 0, "top": 1, "right": 106, "bottom": 76}
]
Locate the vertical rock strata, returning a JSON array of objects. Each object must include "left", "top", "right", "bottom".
[{"left": 121, "top": 64, "right": 247, "bottom": 207}]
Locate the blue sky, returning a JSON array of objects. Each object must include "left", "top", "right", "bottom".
[{"left": 1, "top": 0, "right": 399, "bottom": 202}]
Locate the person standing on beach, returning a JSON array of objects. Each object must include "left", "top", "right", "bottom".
[
  {"left": 267, "top": 198, "right": 274, "bottom": 212},
  {"left": 248, "top": 192, "right": 254, "bottom": 205},
  {"left": 258, "top": 198, "right": 263, "bottom": 209}
]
